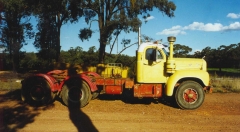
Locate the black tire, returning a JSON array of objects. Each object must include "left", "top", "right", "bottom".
[
  {"left": 61, "top": 79, "right": 92, "bottom": 108},
  {"left": 175, "top": 81, "right": 205, "bottom": 110},
  {"left": 21, "top": 77, "right": 55, "bottom": 106}
]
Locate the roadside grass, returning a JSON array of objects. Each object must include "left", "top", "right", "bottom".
[
  {"left": 208, "top": 68, "right": 240, "bottom": 93},
  {"left": 0, "top": 80, "right": 22, "bottom": 90},
  {"left": 210, "top": 76, "right": 240, "bottom": 93},
  {"left": 0, "top": 71, "right": 22, "bottom": 90}
]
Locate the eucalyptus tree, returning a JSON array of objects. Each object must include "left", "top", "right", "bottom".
[
  {"left": 30, "top": 0, "right": 84, "bottom": 62},
  {"left": 0, "top": 1, "right": 3, "bottom": 24},
  {"left": 173, "top": 44, "right": 192, "bottom": 58},
  {"left": 221, "top": 44, "right": 240, "bottom": 68},
  {"left": 232, "top": 43, "right": 240, "bottom": 68},
  {"left": 211, "top": 45, "right": 235, "bottom": 71},
  {"left": 0, "top": 0, "right": 34, "bottom": 71},
  {"left": 33, "top": 13, "right": 59, "bottom": 63},
  {"left": 74, "top": 0, "right": 176, "bottom": 63}
]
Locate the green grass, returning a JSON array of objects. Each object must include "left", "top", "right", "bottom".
[{"left": 208, "top": 68, "right": 240, "bottom": 73}]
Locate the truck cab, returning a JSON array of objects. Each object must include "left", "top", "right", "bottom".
[
  {"left": 136, "top": 42, "right": 168, "bottom": 83},
  {"left": 133, "top": 36, "right": 211, "bottom": 109}
]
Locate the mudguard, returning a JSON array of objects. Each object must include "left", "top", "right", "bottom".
[
  {"left": 22, "top": 73, "right": 60, "bottom": 92},
  {"left": 59, "top": 73, "right": 98, "bottom": 92},
  {"left": 165, "top": 70, "right": 210, "bottom": 96}
]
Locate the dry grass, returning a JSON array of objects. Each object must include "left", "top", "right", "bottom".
[
  {"left": 0, "top": 80, "right": 22, "bottom": 90},
  {"left": 0, "top": 71, "right": 22, "bottom": 90},
  {"left": 211, "top": 75, "right": 240, "bottom": 93}
]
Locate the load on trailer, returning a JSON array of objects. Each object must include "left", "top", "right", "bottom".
[{"left": 21, "top": 36, "right": 211, "bottom": 109}]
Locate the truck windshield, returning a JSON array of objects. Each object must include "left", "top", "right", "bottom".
[{"left": 162, "top": 48, "right": 169, "bottom": 57}]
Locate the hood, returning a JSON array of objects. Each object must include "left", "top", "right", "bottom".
[{"left": 173, "top": 58, "right": 207, "bottom": 71}]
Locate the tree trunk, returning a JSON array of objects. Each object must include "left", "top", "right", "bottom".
[
  {"left": 99, "top": 43, "right": 106, "bottom": 64},
  {"left": 56, "top": 29, "right": 61, "bottom": 62},
  {"left": 98, "top": 29, "right": 108, "bottom": 63},
  {"left": 56, "top": 14, "right": 61, "bottom": 62},
  {"left": 219, "top": 67, "right": 222, "bottom": 72}
]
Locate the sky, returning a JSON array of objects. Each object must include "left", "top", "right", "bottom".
[{"left": 22, "top": 0, "right": 240, "bottom": 56}]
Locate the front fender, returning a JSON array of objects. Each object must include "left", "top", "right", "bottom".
[{"left": 165, "top": 70, "right": 210, "bottom": 96}]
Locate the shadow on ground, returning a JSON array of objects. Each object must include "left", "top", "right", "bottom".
[
  {"left": 0, "top": 89, "right": 54, "bottom": 132},
  {"left": 97, "top": 94, "right": 179, "bottom": 109}
]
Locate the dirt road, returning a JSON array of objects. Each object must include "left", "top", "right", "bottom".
[{"left": 0, "top": 89, "right": 240, "bottom": 132}]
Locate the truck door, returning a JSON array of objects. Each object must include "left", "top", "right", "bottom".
[{"left": 142, "top": 48, "right": 167, "bottom": 83}]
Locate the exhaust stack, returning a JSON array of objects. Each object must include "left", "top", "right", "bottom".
[
  {"left": 168, "top": 36, "right": 176, "bottom": 59},
  {"left": 166, "top": 36, "right": 176, "bottom": 74}
]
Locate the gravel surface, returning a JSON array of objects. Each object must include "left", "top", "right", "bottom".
[
  {"left": 0, "top": 90, "right": 240, "bottom": 132},
  {"left": 0, "top": 71, "right": 240, "bottom": 132}
]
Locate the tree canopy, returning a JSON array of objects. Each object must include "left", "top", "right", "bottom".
[
  {"left": 2, "top": 0, "right": 240, "bottom": 73},
  {"left": 0, "top": 0, "right": 34, "bottom": 71},
  {"left": 0, "top": 0, "right": 176, "bottom": 70},
  {"left": 29, "top": 0, "right": 83, "bottom": 62},
  {"left": 75, "top": 0, "right": 176, "bottom": 63},
  {"left": 193, "top": 43, "right": 240, "bottom": 71},
  {"left": 173, "top": 44, "right": 192, "bottom": 57}
]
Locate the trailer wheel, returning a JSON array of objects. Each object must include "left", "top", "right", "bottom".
[
  {"left": 21, "top": 77, "right": 54, "bottom": 106},
  {"left": 61, "top": 79, "right": 91, "bottom": 108},
  {"left": 175, "top": 81, "right": 205, "bottom": 110}
]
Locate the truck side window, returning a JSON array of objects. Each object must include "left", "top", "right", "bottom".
[
  {"left": 146, "top": 48, "right": 154, "bottom": 60},
  {"left": 145, "top": 48, "right": 163, "bottom": 61}
]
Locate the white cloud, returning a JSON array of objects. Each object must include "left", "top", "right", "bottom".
[
  {"left": 183, "top": 22, "right": 223, "bottom": 31},
  {"left": 158, "top": 21, "right": 240, "bottom": 36},
  {"left": 223, "top": 22, "right": 240, "bottom": 30},
  {"left": 145, "top": 16, "right": 155, "bottom": 21},
  {"left": 194, "top": 49, "right": 201, "bottom": 52},
  {"left": 227, "top": 13, "right": 240, "bottom": 19},
  {"left": 203, "top": 23, "right": 223, "bottom": 31},
  {"left": 157, "top": 25, "right": 186, "bottom": 36},
  {"left": 183, "top": 22, "right": 204, "bottom": 30}
]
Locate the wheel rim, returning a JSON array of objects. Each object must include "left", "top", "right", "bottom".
[
  {"left": 183, "top": 88, "right": 198, "bottom": 104},
  {"left": 68, "top": 86, "right": 82, "bottom": 103},
  {"left": 30, "top": 85, "right": 45, "bottom": 101}
]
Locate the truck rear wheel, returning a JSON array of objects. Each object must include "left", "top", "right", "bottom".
[
  {"left": 175, "top": 81, "right": 205, "bottom": 110},
  {"left": 21, "top": 77, "right": 54, "bottom": 106},
  {"left": 61, "top": 79, "right": 91, "bottom": 108}
]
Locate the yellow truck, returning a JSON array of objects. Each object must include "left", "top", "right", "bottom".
[{"left": 21, "top": 36, "right": 211, "bottom": 110}]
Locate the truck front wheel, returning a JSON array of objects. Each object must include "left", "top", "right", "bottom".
[
  {"left": 175, "top": 81, "right": 205, "bottom": 110},
  {"left": 61, "top": 79, "right": 92, "bottom": 108}
]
